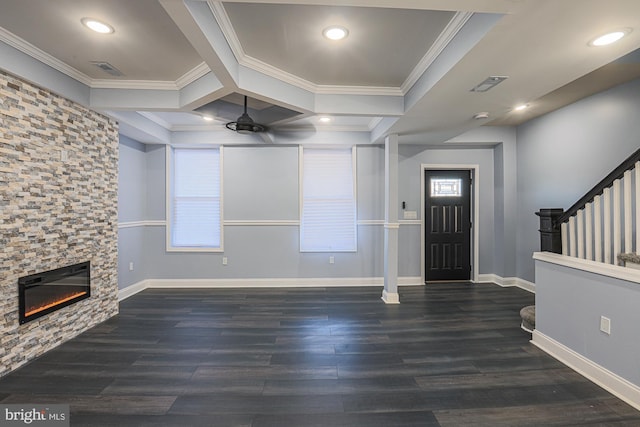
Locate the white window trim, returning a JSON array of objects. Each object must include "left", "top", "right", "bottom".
[
  {"left": 299, "top": 146, "right": 358, "bottom": 253},
  {"left": 165, "top": 145, "right": 224, "bottom": 252}
]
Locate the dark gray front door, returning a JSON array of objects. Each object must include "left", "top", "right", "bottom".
[{"left": 425, "top": 170, "right": 472, "bottom": 281}]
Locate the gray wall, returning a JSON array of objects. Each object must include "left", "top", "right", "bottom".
[
  {"left": 117, "top": 136, "right": 148, "bottom": 289},
  {"left": 516, "top": 78, "right": 640, "bottom": 282},
  {"left": 138, "top": 144, "right": 388, "bottom": 281},
  {"left": 535, "top": 258, "right": 640, "bottom": 386},
  {"left": 117, "top": 133, "right": 517, "bottom": 285},
  {"left": 397, "top": 145, "right": 496, "bottom": 276}
]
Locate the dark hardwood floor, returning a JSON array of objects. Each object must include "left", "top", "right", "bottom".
[{"left": 1, "top": 283, "right": 639, "bottom": 426}]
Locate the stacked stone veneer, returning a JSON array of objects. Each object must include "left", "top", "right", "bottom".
[{"left": 0, "top": 70, "right": 119, "bottom": 377}]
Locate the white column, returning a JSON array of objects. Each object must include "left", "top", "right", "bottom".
[{"left": 382, "top": 134, "right": 400, "bottom": 304}]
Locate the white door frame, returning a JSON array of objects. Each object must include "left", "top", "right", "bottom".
[{"left": 421, "top": 164, "right": 480, "bottom": 283}]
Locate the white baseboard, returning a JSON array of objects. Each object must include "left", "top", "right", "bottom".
[
  {"left": 118, "top": 276, "right": 423, "bottom": 300},
  {"left": 117, "top": 280, "right": 149, "bottom": 301},
  {"left": 478, "top": 273, "right": 536, "bottom": 293},
  {"left": 532, "top": 330, "right": 640, "bottom": 411},
  {"left": 381, "top": 290, "right": 400, "bottom": 304}
]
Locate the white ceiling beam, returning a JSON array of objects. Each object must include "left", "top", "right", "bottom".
[
  {"left": 160, "top": 0, "right": 239, "bottom": 91},
  {"left": 212, "top": 0, "right": 522, "bottom": 14},
  {"left": 90, "top": 88, "right": 181, "bottom": 111},
  {"left": 109, "top": 111, "right": 172, "bottom": 145}
]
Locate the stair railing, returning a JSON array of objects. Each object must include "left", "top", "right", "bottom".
[{"left": 557, "top": 147, "right": 640, "bottom": 264}]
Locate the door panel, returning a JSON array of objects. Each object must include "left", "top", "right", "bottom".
[{"left": 425, "top": 170, "right": 471, "bottom": 281}]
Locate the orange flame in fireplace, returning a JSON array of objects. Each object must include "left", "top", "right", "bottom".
[{"left": 25, "top": 291, "right": 88, "bottom": 318}]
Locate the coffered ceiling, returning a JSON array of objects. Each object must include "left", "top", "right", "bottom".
[{"left": 1, "top": 0, "right": 640, "bottom": 145}]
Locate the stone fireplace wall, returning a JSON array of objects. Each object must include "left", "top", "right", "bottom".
[{"left": 0, "top": 70, "right": 119, "bottom": 377}]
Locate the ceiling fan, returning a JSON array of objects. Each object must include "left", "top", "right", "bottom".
[{"left": 225, "top": 95, "right": 267, "bottom": 134}]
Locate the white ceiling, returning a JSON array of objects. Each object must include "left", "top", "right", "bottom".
[{"left": 1, "top": 0, "right": 640, "bottom": 144}]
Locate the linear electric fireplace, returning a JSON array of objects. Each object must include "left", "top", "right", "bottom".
[{"left": 18, "top": 262, "right": 91, "bottom": 324}]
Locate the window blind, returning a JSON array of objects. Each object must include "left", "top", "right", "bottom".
[
  {"left": 300, "top": 148, "right": 356, "bottom": 252},
  {"left": 171, "top": 148, "right": 221, "bottom": 248}
]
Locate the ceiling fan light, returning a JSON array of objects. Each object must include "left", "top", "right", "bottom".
[{"left": 225, "top": 98, "right": 267, "bottom": 133}]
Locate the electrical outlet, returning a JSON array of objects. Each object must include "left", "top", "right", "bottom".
[
  {"left": 329, "top": 256, "right": 335, "bottom": 264},
  {"left": 600, "top": 316, "right": 611, "bottom": 334},
  {"left": 222, "top": 257, "right": 228, "bottom": 266},
  {"left": 129, "top": 262, "right": 134, "bottom": 271}
]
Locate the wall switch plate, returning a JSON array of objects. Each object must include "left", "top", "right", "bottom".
[
  {"left": 600, "top": 316, "right": 611, "bottom": 334},
  {"left": 222, "top": 257, "right": 228, "bottom": 266},
  {"left": 129, "top": 262, "right": 134, "bottom": 271},
  {"left": 329, "top": 256, "right": 335, "bottom": 264},
  {"left": 403, "top": 210, "right": 418, "bottom": 220}
]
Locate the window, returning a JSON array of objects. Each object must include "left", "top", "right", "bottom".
[
  {"left": 300, "top": 147, "right": 356, "bottom": 252},
  {"left": 167, "top": 147, "right": 222, "bottom": 251},
  {"left": 430, "top": 178, "right": 462, "bottom": 197}
]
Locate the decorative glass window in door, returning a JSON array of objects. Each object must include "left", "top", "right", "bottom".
[{"left": 430, "top": 178, "right": 462, "bottom": 197}]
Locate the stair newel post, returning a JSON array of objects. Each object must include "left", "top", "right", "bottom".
[{"left": 536, "top": 208, "right": 564, "bottom": 254}]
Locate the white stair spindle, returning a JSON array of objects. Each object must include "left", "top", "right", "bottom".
[
  {"left": 577, "top": 209, "right": 585, "bottom": 259},
  {"left": 603, "top": 187, "right": 612, "bottom": 264},
  {"left": 613, "top": 179, "right": 622, "bottom": 264},
  {"left": 624, "top": 170, "right": 632, "bottom": 254},
  {"left": 585, "top": 202, "right": 593, "bottom": 260},
  {"left": 594, "top": 195, "right": 602, "bottom": 262},
  {"left": 561, "top": 222, "right": 568, "bottom": 256},
  {"left": 636, "top": 162, "right": 640, "bottom": 252},
  {"left": 569, "top": 216, "right": 577, "bottom": 257}
]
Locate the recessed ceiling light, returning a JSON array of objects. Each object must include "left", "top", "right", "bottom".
[
  {"left": 514, "top": 104, "right": 529, "bottom": 111},
  {"left": 203, "top": 116, "right": 214, "bottom": 122},
  {"left": 323, "top": 26, "right": 348, "bottom": 41},
  {"left": 590, "top": 29, "right": 631, "bottom": 46},
  {"left": 319, "top": 116, "right": 332, "bottom": 123},
  {"left": 81, "top": 18, "right": 114, "bottom": 34}
]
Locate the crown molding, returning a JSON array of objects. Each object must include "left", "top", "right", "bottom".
[
  {"left": 0, "top": 26, "right": 92, "bottom": 86},
  {"left": 277, "top": 124, "right": 371, "bottom": 132},
  {"left": 0, "top": 26, "right": 213, "bottom": 92},
  {"left": 0, "top": 2, "right": 466, "bottom": 99},
  {"left": 176, "top": 62, "right": 212, "bottom": 88},
  {"left": 210, "top": 1, "right": 405, "bottom": 97},
  {"left": 137, "top": 111, "right": 228, "bottom": 132},
  {"left": 90, "top": 80, "right": 179, "bottom": 90},
  {"left": 210, "top": 2, "right": 469, "bottom": 97},
  {"left": 209, "top": 1, "right": 245, "bottom": 62},
  {"left": 400, "top": 11, "right": 473, "bottom": 94}
]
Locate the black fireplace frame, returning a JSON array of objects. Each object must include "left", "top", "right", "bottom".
[{"left": 18, "top": 261, "right": 91, "bottom": 324}]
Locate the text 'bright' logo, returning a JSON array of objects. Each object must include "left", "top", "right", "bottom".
[{"left": 1, "top": 405, "right": 69, "bottom": 426}]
